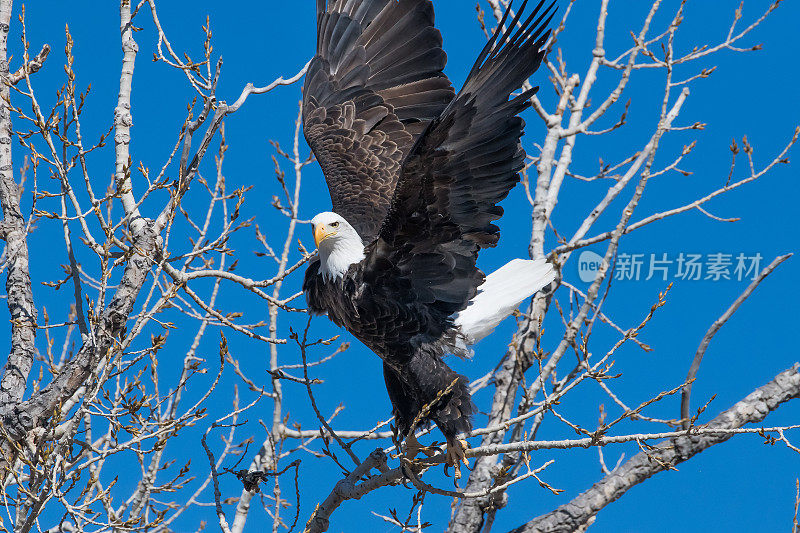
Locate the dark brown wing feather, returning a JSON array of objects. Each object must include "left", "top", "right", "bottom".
[
  {"left": 303, "top": 0, "right": 455, "bottom": 241},
  {"left": 366, "top": 0, "right": 556, "bottom": 326}
]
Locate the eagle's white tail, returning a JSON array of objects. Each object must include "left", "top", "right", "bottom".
[{"left": 454, "top": 258, "right": 555, "bottom": 346}]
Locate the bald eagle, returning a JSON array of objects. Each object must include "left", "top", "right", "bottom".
[{"left": 302, "top": 0, "right": 556, "bottom": 464}]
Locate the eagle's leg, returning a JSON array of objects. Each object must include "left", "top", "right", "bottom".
[
  {"left": 383, "top": 361, "right": 418, "bottom": 436},
  {"left": 384, "top": 363, "right": 439, "bottom": 463},
  {"left": 406, "top": 348, "right": 474, "bottom": 476},
  {"left": 384, "top": 351, "right": 475, "bottom": 477}
]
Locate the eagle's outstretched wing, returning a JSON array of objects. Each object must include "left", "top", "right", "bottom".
[
  {"left": 365, "top": 0, "right": 555, "bottom": 334},
  {"left": 303, "top": 0, "right": 455, "bottom": 242}
]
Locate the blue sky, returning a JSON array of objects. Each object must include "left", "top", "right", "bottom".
[{"left": 7, "top": 1, "right": 800, "bottom": 532}]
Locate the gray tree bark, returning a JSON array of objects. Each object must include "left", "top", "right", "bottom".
[
  {"left": 1, "top": 221, "right": 158, "bottom": 444},
  {"left": 0, "top": 0, "right": 37, "bottom": 413}
]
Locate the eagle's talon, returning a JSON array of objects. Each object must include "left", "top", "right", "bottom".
[
  {"left": 444, "top": 437, "right": 470, "bottom": 479},
  {"left": 404, "top": 433, "right": 438, "bottom": 461}
]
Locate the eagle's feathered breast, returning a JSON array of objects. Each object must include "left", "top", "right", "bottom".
[
  {"left": 304, "top": 254, "right": 456, "bottom": 365},
  {"left": 303, "top": 253, "right": 476, "bottom": 439}
]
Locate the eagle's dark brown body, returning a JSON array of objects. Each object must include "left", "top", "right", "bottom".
[
  {"left": 304, "top": 249, "right": 474, "bottom": 439},
  {"left": 302, "top": 0, "right": 554, "bottom": 448}
]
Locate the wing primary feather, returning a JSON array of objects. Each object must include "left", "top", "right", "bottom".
[
  {"left": 466, "top": 0, "right": 525, "bottom": 80},
  {"left": 316, "top": 14, "right": 324, "bottom": 53}
]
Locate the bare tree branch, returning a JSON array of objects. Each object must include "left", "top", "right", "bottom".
[
  {"left": 681, "top": 253, "right": 793, "bottom": 428},
  {"left": 509, "top": 364, "right": 800, "bottom": 533}
]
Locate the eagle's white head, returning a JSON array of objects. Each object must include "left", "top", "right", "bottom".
[{"left": 311, "top": 212, "right": 365, "bottom": 281}]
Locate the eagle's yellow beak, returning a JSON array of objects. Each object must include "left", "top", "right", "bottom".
[{"left": 313, "top": 224, "right": 336, "bottom": 247}]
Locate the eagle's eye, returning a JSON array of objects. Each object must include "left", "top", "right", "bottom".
[{"left": 330, "top": 221, "right": 340, "bottom": 228}]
